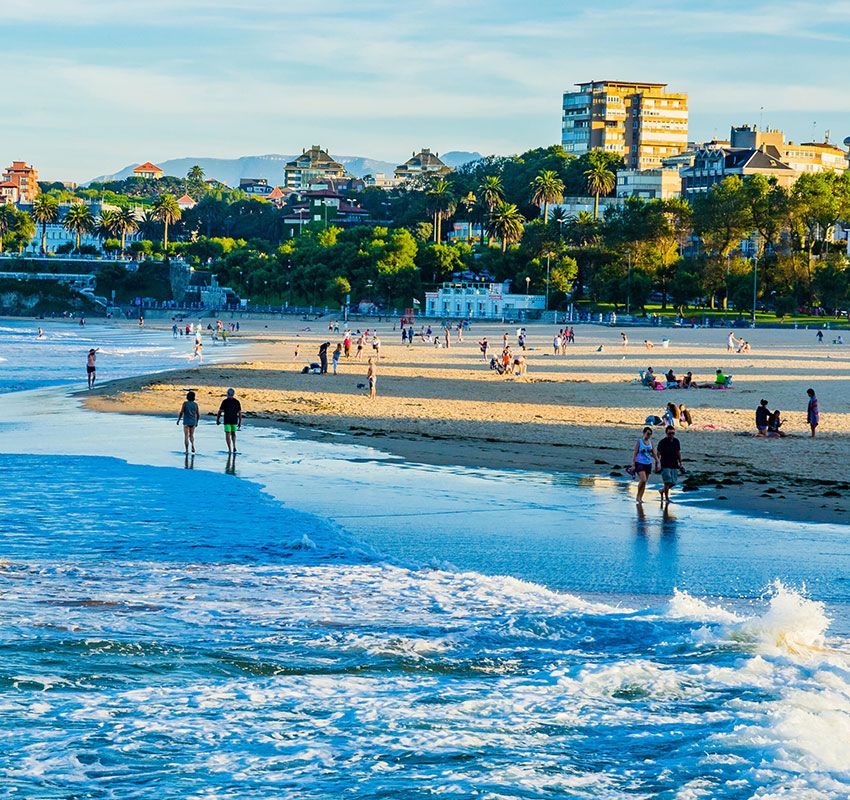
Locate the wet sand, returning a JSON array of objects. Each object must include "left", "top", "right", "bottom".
[{"left": 82, "top": 318, "right": 850, "bottom": 525}]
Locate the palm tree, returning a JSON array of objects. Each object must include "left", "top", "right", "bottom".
[
  {"left": 584, "top": 154, "right": 616, "bottom": 220},
  {"left": 0, "top": 205, "right": 13, "bottom": 254},
  {"left": 113, "top": 207, "right": 139, "bottom": 255},
  {"left": 31, "top": 194, "right": 60, "bottom": 254},
  {"left": 478, "top": 175, "right": 504, "bottom": 213},
  {"left": 98, "top": 209, "right": 120, "bottom": 244},
  {"left": 531, "top": 169, "right": 565, "bottom": 223},
  {"left": 152, "top": 193, "right": 181, "bottom": 249},
  {"left": 426, "top": 179, "right": 455, "bottom": 243},
  {"left": 488, "top": 201, "right": 525, "bottom": 252},
  {"left": 63, "top": 204, "right": 95, "bottom": 252},
  {"left": 461, "top": 191, "right": 477, "bottom": 243}
]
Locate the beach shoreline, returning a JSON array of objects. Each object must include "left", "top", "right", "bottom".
[{"left": 79, "top": 317, "right": 850, "bottom": 526}]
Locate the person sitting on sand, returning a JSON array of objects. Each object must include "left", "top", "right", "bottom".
[
  {"left": 681, "top": 371, "right": 693, "bottom": 389},
  {"left": 641, "top": 367, "right": 656, "bottom": 387},
  {"left": 737, "top": 340, "right": 751, "bottom": 353},
  {"left": 678, "top": 404, "right": 692, "bottom": 427},
  {"left": 665, "top": 369, "right": 679, "bottom": 388},
  {"left": 767, "top": 409, "right": 787, "bottom": 438},
  {"left": 644, "top": 339, "right": 654, "bottom": 349},
  {"left": 662, "top": 401, "right": 680, "bottom": 428}
]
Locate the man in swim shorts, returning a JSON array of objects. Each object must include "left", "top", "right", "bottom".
[
  {"left": 656, "top": 425, "right": 684, "bottom": 505},
  {"left": 216, "top": 388, "right": 243, "bottom": 453}
]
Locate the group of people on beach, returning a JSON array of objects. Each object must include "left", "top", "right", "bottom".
[
  {"left": 641, "top": 367, "right": 730, "bottom": 390},
  {"left": 754, "top": 389, "right": 819, "bottom": 438},
  {"left": 297, "top": 327, "right": 379, "bottom": 398}
]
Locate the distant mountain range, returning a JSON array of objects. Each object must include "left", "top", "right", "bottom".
[{"left": 87, "top": 151, "right": 482, "bottom": 187}]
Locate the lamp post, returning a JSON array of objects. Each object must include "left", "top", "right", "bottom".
[
  {"left": 751, "top": 253, "right": 758, "bottom": 326},
  {"left": 545, "top": 251, "right": 552, "bottom": 311},
  {"left": 625, "top": 250, "right": 631, "bottom": 316}
]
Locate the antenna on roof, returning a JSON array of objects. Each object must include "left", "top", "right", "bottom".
[{"left": 759, "top": 106, "right": 764, "bottom": 129}]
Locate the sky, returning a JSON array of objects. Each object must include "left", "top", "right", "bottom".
[{"left": 2, "top": 0, "right": 849, "bottom": 182}]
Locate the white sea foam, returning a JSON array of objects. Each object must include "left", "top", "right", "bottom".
[{"left": 667, "top": 587, "right": 743, "bottom": 624}]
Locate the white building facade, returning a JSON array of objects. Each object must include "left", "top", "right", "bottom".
[{"left": 425, "top": 281, "right": 545, "bottom": 320}]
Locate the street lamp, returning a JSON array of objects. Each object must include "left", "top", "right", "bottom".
[
  {"left": 525, "top": 275, "right": 530, "bottom": 295},
  {"left": 625, "top": 250, "right": 632, "bottom": 316},
  {"left": 751, "top": 253, "right": 758, "bottom": 326},
  {"left": 545, "top": 251, "right": 552, "bottom": 312}
]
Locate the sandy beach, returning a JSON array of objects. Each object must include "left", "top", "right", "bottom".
[{"left": 83, "top": 318, "right": 850, "bottom": 524}]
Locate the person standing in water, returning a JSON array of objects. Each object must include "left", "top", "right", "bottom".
[
  {"left": 86, "top": 348, "right": 99, "bottom": 389},
  {"left": 656, "top": 425, "right": 684, "bottom": 505},
  {"left": 631, "top": 426, "right": 659, "bottom": 505},
  {"left": 216, "top": 388, "right": 242, "bottom": 453},
  {"left": 176, "top": 390, "right": 200, "bottom": 454},
  {"left": 806, "top": 388, "right": 819, "bottom": 437}
]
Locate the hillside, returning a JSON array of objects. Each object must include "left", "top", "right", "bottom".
[{"left": 87, "top": 151, "right": 483, "bottom": 187}]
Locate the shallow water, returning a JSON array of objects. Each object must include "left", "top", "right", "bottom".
[
  {"left": 0, "top": 319, "right": 240, "bottom": 393},
  {"left": 2, "top": 325, "right": 850, "bottom": 798}
]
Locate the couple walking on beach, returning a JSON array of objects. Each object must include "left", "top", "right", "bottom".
[
  {"left": 177, "top": 388, "right": 243, "bottom": 454},
  {"left": 630, "top": 426, "right": 684, "bottom": 505}
]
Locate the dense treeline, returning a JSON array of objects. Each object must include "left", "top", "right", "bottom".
[{"left": 14, "top": 149, "right": 850, "bottom": 315}]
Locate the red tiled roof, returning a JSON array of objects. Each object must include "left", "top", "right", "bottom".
[
  {"left": 177, "top": 194, "right": 194, "bottom": 203},
  {"left": 267, "top": 186, "right": 285, "bottom": 200},
  {"left": 133, "top": 162, "right": 163, "bottom": 173}
]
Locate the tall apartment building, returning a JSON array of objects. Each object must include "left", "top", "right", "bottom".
[
  {"left": 561, "top": 81, "right": 688, "bottom": 169},
  {"left": 2, "top": 161, "right": 39, "bottom": 203},
  {"left": 284, "top": 146, "right": 348, "bottom": 190}
]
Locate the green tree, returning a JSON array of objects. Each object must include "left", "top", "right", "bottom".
[
  {"left": 98, "top": 209, "right": 121, "bottom": 246},
  {"left": 426, "top": 179, "right": 456, "bottom": 243},
  {"left": 584, "top": 152, "right": 617, "bottom": 220},
  {"left": 478, "top": 175, "right": 504, "bottom": 213},
  {"left": 329, "top": 275, "right": 351, "bottom": 305},
  {"left": 31, "top": 194, "right": 60, "bottom": 254},
  {"left": 488, "top": 201, "right": 525, "bottom": 252},
  {"left": 152, "top": 193, "right": 181, "bottom": 249},
  {"left": 115, "top": 207, "right": 139, "bottom": 255},
  {"left": 530, "top": 169, "right": 565, "bottom": 223},
  {"left": 186, "top": 165, "right": 206, "bottom": 199},
  {"left": 0, "top": 205, "right": 14, "bottom": 254},
  {"left": 63, "top": 204, "right": 95, "bottom": 252}
]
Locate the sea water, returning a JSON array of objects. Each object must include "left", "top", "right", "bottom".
[{"left": 2, "top": 325, "right": 850, "bottom": 798}]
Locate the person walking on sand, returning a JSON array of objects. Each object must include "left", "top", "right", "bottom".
[
  {"left": 366, "top": 357, "right": 377, "bottom": 399},
  {"left": 216, "top": 388, "right": 242, "bottom": 453},
  {"left": 631, "top": 426, "right": 659, "bottom": 505},
  {"left": 816, "top": 329, "right": 824, "bottom": 344},
  {"left": 657, "top": 425, "right": 684, "bottom": 505},
  {"left": 332, "top": 343, "right": 342, "bottom": 375},
  {"left": 355, "top": 335, "right": 364, "bottom": 360},
  {"left": 372, "top": 335, "right": 382, "bottom": 359},
  {"left": 479, "top": 337, "right": 489, "bottom": 362},
  {"left": 86, "top": 348, "right": 99, "bottom": 389},
  {"left": 192, "top": 339, "right": 203, "bottom": 365},
  {"left": 621, "top": 332, "right": 629, "bottom": 347},
  {"left": 176, "top": 390, "right": 200, "bottom": 454},
  {"left": 807, "top": 388, "right": 819, "bottom": 437}
]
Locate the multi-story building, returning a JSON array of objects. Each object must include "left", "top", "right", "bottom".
[
  {"left": 394, "top": 149, "right": 452, "bottom": 184},
  {"left": 239, "top": 178, "right": 274, "bottom": 197},
  {"left": 284, "top": 146, "right": 348, "bottom": 190},
  {"left": 282, "top": 189, "right": 370, "bottom": 233},
  {"left": 562, "top": 81, "right": 688, "bottom": 169},
  {"left": 0, "top": 181, "right": 20, "bottom": 205},
  {"left": 364, "top": 173, "right": 399, "bottom": 190},
  {"left": 2, "top": 161, "right": 39, "bottom": 203},
  {"left": 132, "top": 162, "right": 164, "bottom": 180},
  {"left": 425, "top": 281, "right": 545, "bottom": 320},
  {"left": 616, "top": 167, "right": 682, "bottom": 199},
  {"left": 730, "top": 124, "right": 848, "bottom": 175},
  {"left": 680, "top": 147, "right": 796, "bottom": 197}
]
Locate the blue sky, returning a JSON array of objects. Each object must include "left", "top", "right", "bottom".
[{"left": 3, "top": 0, "right": 849, "bottom": 181}]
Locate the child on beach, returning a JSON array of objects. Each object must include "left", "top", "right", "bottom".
[
  {"left": 332, "top": 343, "right": 342, "bottom": 374},
  {"left": 807, "top": 388, "right": 819, "bottom": 437},
  {"left": 176, "top": 391, "right": 200, "bottom": 454}
]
